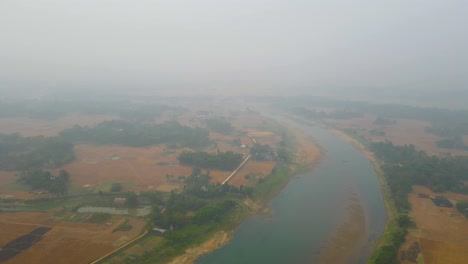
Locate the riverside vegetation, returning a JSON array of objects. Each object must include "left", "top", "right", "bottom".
[{"left": 103, "top": 125, "right": 297, "bottom": 264}]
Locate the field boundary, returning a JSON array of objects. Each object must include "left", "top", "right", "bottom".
[{"left": 89, "top": 229, "right": 148, "bottom": 264}]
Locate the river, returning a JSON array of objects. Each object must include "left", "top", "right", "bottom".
[{"left": 196, "top": 118, "right": 386, "bottom": 264}]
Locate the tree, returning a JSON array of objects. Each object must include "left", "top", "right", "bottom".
[
  {"left": 127, "top": 192, "right": 138, "bottom": 207},
  {"left": 110, "top": 183, "right": 122, "bottom": 192}
]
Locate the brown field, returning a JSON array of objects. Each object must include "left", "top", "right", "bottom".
[
  {"left": 329, "top": 115, "right": 468, "bottom": 156},
  {"left": 0, "top": 114, "right": 118, "bottom": 137},
  {"left": 0, "top": 171, "right": 44, "bottom": 200},
  {"left": 0, "top": 212, "right": 145, "bottom": 264},
  {"left": 228, "top": 161, "right": 276, "bottom": 187},
  {"left": 0, "top": 109, "right": 294, "bottom": 263},
  {"left": 400, "top": 186, "right": 468, "bottom": 264},
  {"left": 0, "top": 111, "right": 281, "bottom": 197},
  {"left": 57, "top": 144, "right": 191, "bottom": 193}
]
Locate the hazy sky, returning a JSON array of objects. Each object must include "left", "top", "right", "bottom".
[{"left": 1, "top": 0, "right": 467, "bottom": 96}]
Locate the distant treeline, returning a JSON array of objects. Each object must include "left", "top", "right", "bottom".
[
  {"left": 0, "top": 134, "right": 75, "bottom": 171},
  {"left": 370, "top": 141, "right": 468, "bottom": 211},
  {"left": 177, "top": 151, "right": 243, "bottom": 171},
  {"left": 0, "top": 100, "right": 186, "bottom": 121},
  {"left": 203, "top": 117, "right": 233, "bottom": 134},
  {"left": 436, "top": 136, "right": 468, "bottom": 150},
  {"left": 281, "top": 98, "right": 468, "bottom": 137},
  {"left": 60, "top": 120, "right": 210, "bottom": 148}
]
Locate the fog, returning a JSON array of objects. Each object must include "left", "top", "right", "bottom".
[{"left": 1, "top": 0, "right": 467, "bottom": 97}]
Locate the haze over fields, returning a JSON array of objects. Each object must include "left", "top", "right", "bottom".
[{"left": 1, "top": 0, "right": 467, "bottom": 102}]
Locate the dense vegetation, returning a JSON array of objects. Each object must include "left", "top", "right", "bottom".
[
  {"left": 0, "top": 100, "right": 186, "bottom": 121},
  {"left": 203, "top": 117, "right": 233, "bottom": 134},
  {"left": 60, "top": 120, "right": 210, "bottom": 148},
  {"left": 0, "top": 134, "right": 75, "bottom": 171},
  {"left": 435, "top": 136, "right": 467, "bottom": 150},
  {"left": 177, "top": 151, "right": 243, "bottom": 171},
  {"left": 134, "top": 167, "right": 250, "bottom": 263},
  {"left": 19, "top": 169, "right": 70, "bottom": 196},
  {"left": 373, "top": 116, "right": 396, "bottom": 126},
  {"left": 456, "top": 200, "right": 468, "bottom": 217},
  {"left": 370, "top": 141, "right": 468, "bottom": 211},
  {"left": 370, "top": 214, "right": 414, "bottom": 264},
  {"left": 368, "top": 140, "right": 468, "bottom": 263},
  {"left": 250, "top": 144, "right": 277, "bottom": 161}
]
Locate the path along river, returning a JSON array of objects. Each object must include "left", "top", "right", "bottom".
[{"left": 196, "top": 118, "right": 386, "bottom": 264}]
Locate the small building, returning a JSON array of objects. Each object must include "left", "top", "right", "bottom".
[
  {"left": 152, "top": 227, "right": 167, "bottom": 234},
  {"left": 114, "top": 197, "right": 127, "bottom": 205}
]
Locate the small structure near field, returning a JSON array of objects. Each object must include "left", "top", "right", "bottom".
[
  {"left": 152, "top": 227, "right": 167, "bottom": 234},
  {"left": 430, "top": 196, "right": 453, "bottom": 208},
  {"left": 114, "top": 197, "right": 127, "bottom": 205}
]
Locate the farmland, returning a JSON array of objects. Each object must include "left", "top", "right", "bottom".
[
  {"left": 326, "top": 114, "right": 468, "bottom": 156},
  {"left": 0, "top": 104, "right": 292, "bottom": 263},
  {"left": 400, "top": 186, "right": 468, "bottom": 264},
  {"left": 0, "top": 211, "right": 145, "bottom": 264}
]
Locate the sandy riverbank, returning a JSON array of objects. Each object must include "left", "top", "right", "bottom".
[
  {"left": 167, "top": 231, "right": 233, "bottom": 264},
  {"left": 318, "top": 190, "right": 367, "bottom": 264}
]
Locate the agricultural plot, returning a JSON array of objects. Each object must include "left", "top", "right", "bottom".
[
  {"left": 0, "top": 109, "right": 288, "bottom": 263},
  {"left": 400, "top": 186, "right": 468, "bottom": 264},
  {"left": 0, "top": 212, "right": 145, "bottom": 264}
]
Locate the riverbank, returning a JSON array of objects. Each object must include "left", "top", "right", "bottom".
[
  {"left": 165, "top": 121, "right": 323, "bottom": 264},
  {"left": 168, "top": 231, "right": 232, "bottom": 264}
]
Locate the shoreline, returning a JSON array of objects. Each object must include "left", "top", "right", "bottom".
[
  {"left": 165, "top": 120, "right": 324, "bottom": 264},
  {"left": 165, "top": 119, "right": 388, "bottom": 264}
]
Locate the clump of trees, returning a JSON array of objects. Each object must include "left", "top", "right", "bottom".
[
  {"left": 60, "top": 120, "right": 210, "bottom": 148},
  {"left": 373, "top": 116, "right": 396, "bottom": 126},
  {"left": 178, "top": 151, "right": 243, "bottom": 171},
  {"left": 151, "top": 167, "right": 248, "bottom": 230},
  {"left": 127, "top": 192, "right": 138, "bottom": 207},
  {"left": 110, "top": 183, "right": 122, "bottom": 192},
  {"left": 0, "top": 134, "right": 75, "bottom": 171},
  {"left": 436, "top": 136, "right": 467, "bottom": 150},
  {"left": 19, "top": 169, "right": 70, "bottom": 196},
  {"left": 250, "top": 144, "right": 277, "bottom": 161},
  {"left": 457, "top": 200, "right": 468, "bottom": 217},
  {"left": 203, "top": 118, "right": 233, "bottom": 134},
  {"left": 370, "top": 141, "right": 468, "bottom": 211}
]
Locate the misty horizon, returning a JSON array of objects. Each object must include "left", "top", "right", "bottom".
[{"left": 1, "top": 0, "right": 467, "bottom": 97}]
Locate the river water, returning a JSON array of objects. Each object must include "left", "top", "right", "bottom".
[{"left": 196, "top": 119, "right": 386, "bottom": 264}]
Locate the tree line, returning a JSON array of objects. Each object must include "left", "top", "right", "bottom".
[
  {"left": 60, "top": 120, "right": 210, "bottom": 148},
  {"left": 0, "top": 134, "right": 75, "bottom": 171},
  {"left": 370, "top": 141, "right": 468, "bottom": 211}
]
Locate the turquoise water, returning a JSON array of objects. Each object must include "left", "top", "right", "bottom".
[{"left": 196, "top": 119, "right": 386, "bottom": 264}]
